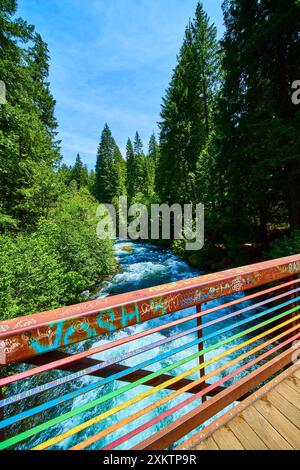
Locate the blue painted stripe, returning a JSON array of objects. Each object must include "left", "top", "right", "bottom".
[
  {"left": 2, "top": 287, "right": 300, "bottom": 409},
  {"left": 1, "top": 297, "right": 299, "bottom": 429}
]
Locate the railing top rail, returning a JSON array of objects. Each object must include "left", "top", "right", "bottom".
[{"left": 1, "top": 254, "right": 300, "bottom": 364}]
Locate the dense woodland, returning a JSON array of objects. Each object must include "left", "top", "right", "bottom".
[{"left": 0, "top": 0, "right": 300, "bottom": 319}]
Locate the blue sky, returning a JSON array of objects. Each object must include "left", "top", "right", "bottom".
[{"left": 18, "top": 0, "right": 224, "bottom": 169}]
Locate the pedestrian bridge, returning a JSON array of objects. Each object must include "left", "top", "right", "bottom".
[{"left": 0, "top": 254, "right": 299, "bottom": 450}]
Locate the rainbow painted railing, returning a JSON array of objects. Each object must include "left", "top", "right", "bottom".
[{"left": 0, "top": 255, "right": 300, "bottom": 450}]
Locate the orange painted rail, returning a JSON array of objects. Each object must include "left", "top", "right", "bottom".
[
  {"left": 0, "top": 254, "right": 299, "bottom": 450},
  {"left": 1, "top": 254, "right": 300, "bottom": 364}
]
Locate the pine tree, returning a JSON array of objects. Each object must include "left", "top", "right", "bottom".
[
  {"left": 133, "top": 132, "right": 145, "bottom": 194},
  {"left": 95, "top": 124, "right": 117, "bottom": 203},
  {"left": 126, "top": 133, "right": 146, "bottom": 199},
  {"left": 216, "top": 0, "right": 300, "bottom": 248},
  {"left": 126, "top": 138, "right": 136, "bottom": 201},
  {"left": 95, "top": 124, "right": 126, "bottom": 203},
  {"left": 157, "top": 2, "right": 220, "bottom": 205},
  {"left": 111, "top": 146, "right": 127, "bottom": 199},
  {"left": 71, "top": 154, "right": 88, "bottom": 189},
  {"left": 28, "top": 33, "right": 58, "bottom": 134},
  {"left": 0, "top": 1, "right": 61, "bottom": 230},
  {"left": 148, "top": 133, "right": 159, "bottom": 163},
  {"left": 134, "top": 131, "right": 144, "bottom": 158}
]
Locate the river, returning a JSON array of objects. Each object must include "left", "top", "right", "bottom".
[{"left": 10, "top": 240, "right": 262, "bottom": 450}]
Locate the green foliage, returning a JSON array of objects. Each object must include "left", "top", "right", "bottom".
[
  {"left": 148, "top": 133, "right": 159, "bottom": 163},
  {"left": 0, "top": 3, "right": 116, "bottom": 321},
  {"left": 94, "top": 123, "right": 126, "bottom": 203},
  {"left": 214, "top": 0, "right": 300, "bottom": 247},
  {"left": 70, "top": 154, "right": 89, "bottom": 189},
  {"left": 157, "top": 2, "right": 221, "bottom": 205},
  {"left": 269, "top": 231, "right": 300, "bottom": 259},
  {"left": 0, "top": 188, "right": 116, "bottom": 320},
  {"left": 126, "top": 138, "right": 135, "bottom": 201},
  {"left": 0, "top": 3, "right": 61, "bottom": 231},
  {"left": 126, "top": 132, "right": 156, "bottom": 201}
]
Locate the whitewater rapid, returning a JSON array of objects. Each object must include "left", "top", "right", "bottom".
[{"left": 12, "top": 241, "right": 262, "bottom": 450}]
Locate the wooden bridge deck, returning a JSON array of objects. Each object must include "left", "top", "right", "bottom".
[{"left": 179, "top": 365, "right": 300, "bottom": 450}]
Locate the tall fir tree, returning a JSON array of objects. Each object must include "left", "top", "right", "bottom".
[
  {"left": 133, "top": 131, "right": 145, "bottom": 194},
  {"left": 126, "top": 138, "right": 136, "bottom": 201},
  {"left": 111, "top": 146, "right": 127, "bottom": 200},
  {"left": 95, "top": 124, "right": 117, "bottom": 203},
  {"left": 95, "top": 124, "right": 126, "bottom": 203},
  {"left": 0, "top": 0, "right": 61, "bottom": 230},
  {"left": 216, "top": 0, "right": 300, "bottom": 250},
  {"left": 148, "top": 133, "right": 159, "bottom": 163},
  {"left": 71, "top": 154, "right": 88, "bottom": 189},
  {"left": 28, "top": 33, "right": 58, "bottom": 135},
  {"left": 157, "top": 2, "right": 220, "bottom": 205}
]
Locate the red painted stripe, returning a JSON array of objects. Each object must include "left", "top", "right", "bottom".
[
  {"left": 3, "top": 286, "right": 298, "bottom": 406},
  {"left": 102, "top": 333, "right": 300, "bottom": 450},
  {"left": 1, "top": 279, "right": 298, "bottom": 388}
]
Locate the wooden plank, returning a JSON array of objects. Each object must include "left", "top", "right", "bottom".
[
  {"left": 285, "top": 375, "right": 300, "bottom": 394},
  {"left": 177, "top": 364, "right": 300, "bottom": 451},
  {"left": 267, "top": 388, "right": 300, "bottom": 429},
  {"left": 276, "top": 382, "right": 300, "bottom": 410},
  {"left": 253, "top": 399, "right": 300, "bottom": 450},
  {"left": 195, "top": 436, "right": 220, "bottom": 451},
  {"left": 136, "top": 348, "right": 297, "bottom": 450},
  {"left": 294, "top": 369, "right": 300, "bottom": 380},
  {"left": 227, "top": 415, "right": 268, "bottom": 450},
  {"left": 212, "top": 426, "right": 244, "bottom": 450},
  {"left": 241, "top": 406, "right": 293, "bottom": 450}
]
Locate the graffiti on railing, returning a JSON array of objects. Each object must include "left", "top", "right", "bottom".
[{"left": 0, "top": 255, "right": 300, "bottom": 364}]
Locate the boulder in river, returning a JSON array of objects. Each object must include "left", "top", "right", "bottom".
[{"left": 122, "top": 245, "right": 133, "bottom": 252}]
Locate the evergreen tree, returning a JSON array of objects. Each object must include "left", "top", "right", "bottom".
[
  {"left": 126, "top": 138, "right": 136, "bottom": 201},
  {"left": 216, "top": 0, "right": 300, "bottom": 250},
  {"left": 0, "top": 0, "right": 61, "bottom": 230},
  {"left": 111, "top": 146, "right": 127, "bottom": 200},
  {"left": 28, "top": 33, "right": 58, "bottom": 134},
  {"left": 133, "top": 131, "right": 145, "bottom": 194},
  {"left": 95, "top": 124, "right": 126, "bottom": 203},
  {"left": 94, "top": 124, "right": 116, "bottom": 203},
  {"left": 126, "top": 133, "right": 146, "bottom": 199},
  {"left": 157, "top": 2, "right": 220, "bottom": 205},
  {"left": 134, "top": 131, "right": 144, "bottom": 158},
  {"left": 148, "top": 133, "right": 159, "bottom": 163},
  {"left": 0, "top": 1, "right": 116, "bottom": 320},
  {"left": 141, "top": 156, "right": 155, "bottom": 197},
  {"left": 71, "top": 154, "right": 88, "bottom": 189}
]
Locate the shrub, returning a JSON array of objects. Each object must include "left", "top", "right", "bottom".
[
  {"left": 269, "top": 230, "right": 300, "bottom": 259},
  {"left": 0, "top": 188, "right": 116, "bottom": 320}
]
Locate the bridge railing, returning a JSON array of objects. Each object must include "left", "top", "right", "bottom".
[{"left": 0, "top": 254, "right": 300, "bottom": 450}]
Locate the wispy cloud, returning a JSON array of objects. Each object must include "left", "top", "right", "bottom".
[{"left": 18, "top": 0, "right": 224, "bottom": 168}]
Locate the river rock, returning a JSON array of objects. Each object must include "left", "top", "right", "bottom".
[{"left": 122, "top": 246, "right": 133, "bottom": 252}]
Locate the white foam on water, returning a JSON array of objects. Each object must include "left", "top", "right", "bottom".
[{"left": 13, "top": 241, "right": 253, "bottom": 450}]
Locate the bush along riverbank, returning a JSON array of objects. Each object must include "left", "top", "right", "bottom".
[
  {"left": 0, "top": 188, "right": 116, "bottom": 321},
  {"left": 171, "top": 229, "right": 300, "bottom": 273}
]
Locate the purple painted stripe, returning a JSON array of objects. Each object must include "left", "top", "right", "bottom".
[{"left": 2, "top": 287, "right": 299, "bottom": 408}]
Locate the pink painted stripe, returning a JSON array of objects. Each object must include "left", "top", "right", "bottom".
[
  {"left": 1, "top": 279, "right": 298, "bottom": 388},
  {"left": 102, "top": 332, "right": 300, "bottom": 450},
  {"left": 3, "top": 286, "right": 299, "bottom": 407}
]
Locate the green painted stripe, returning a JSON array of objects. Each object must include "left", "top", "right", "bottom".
[{"left": 1, "top": 305, "right": 299, "bottom": 450}]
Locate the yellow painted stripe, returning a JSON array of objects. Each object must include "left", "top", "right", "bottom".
[
  {"left": 70, "top": 322, "right": 300, "bottom": 450},
  {"left": 32, "top": 314, "right": 299, "bottom": 450}
]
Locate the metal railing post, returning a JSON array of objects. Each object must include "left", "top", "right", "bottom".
[
  {"left": 196, "top": 304, "right": 207, "bottom": 402},
  {"left": 0, "top": 385, "right": 4, "bottom": 443}
]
